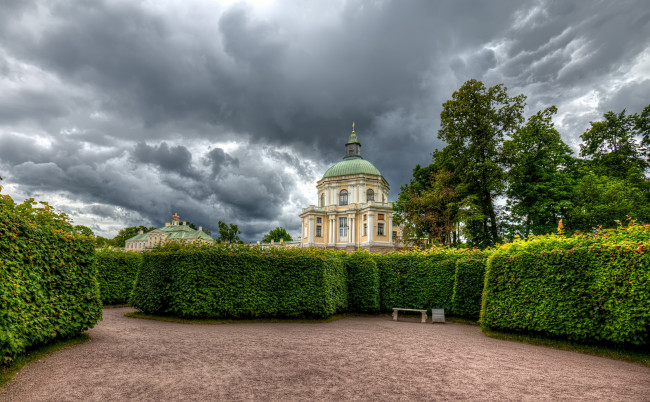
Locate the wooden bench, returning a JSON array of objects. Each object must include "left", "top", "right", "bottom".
[{"left": 392, "top": 308, "right": 427, "bottom": 323}]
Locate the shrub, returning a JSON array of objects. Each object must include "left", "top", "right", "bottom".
[
  {"left": 346, "top": 250, "right": 380, "bottom": 312},
  {"left": 451, "top": 250, "right": 488, "bottom": 319},
  {"left": 131, "top": 244, "right": 348, "bottom": 319},
  {"left": 374, "top": 248, "right": 460, "bottom": 313},
  {"left": 94, "top": 249, "right": 142, "bottom": 305},
  {"left": 0, "top": 194, "right": 102, "bottom": 365},
  {"left": 481, "top": 226, "right": 650, "bottom": 345}
]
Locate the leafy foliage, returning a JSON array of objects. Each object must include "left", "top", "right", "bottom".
[
  {"left": 131, "top": 243, "right": 348, "bottom": 318},
  {"left": 94, "top": 249, "right": 143, "bottom": 305},
  {"left": 481, "top": 224, "right": 650, "bottom": 345},
  {"left": 502, "top": 106, "right": 575, "bottom": 238},
  {"left": 373, "top": 248, "right": 462, "bottom": 313},
  {"left": 261, "top": 227, "right": 293, "bottom": 243},
  {"left": 0, "top": 191, "right": 102, "bottom": 365},
  {"left": 451, "top": 250, "right": 489, "bottom": 319},
  {"left": 217, "top": 221, "right": 241, "bottom": 243},
  {"left": 346, "top": 250, "right": 380, "bottom": 313},
  {"left": 437, "top": 79, "right": 526, "bottom": 247}
]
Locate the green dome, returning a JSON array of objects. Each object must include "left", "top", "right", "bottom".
[{"left": 322, "top": 159, "right": 382, "bottom": 178}]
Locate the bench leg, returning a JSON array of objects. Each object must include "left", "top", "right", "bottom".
[
  {"left": 421, "top": 312, "right": 427, "bottom": 323},
  {"left": 392, "top": 310, "right": 398, "bottom": 321}
]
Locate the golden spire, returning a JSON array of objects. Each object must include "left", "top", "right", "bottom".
[{"left": 352, "top": 121, "right": 355, "bottom": 134}]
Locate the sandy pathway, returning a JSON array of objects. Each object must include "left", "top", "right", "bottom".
[{"left": 1, "top": 307, "right": 649, "bottom": 401}]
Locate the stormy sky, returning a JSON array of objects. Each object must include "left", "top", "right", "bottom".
[{"left": 1, "top": 0, "right": 649, "bottom": 241}]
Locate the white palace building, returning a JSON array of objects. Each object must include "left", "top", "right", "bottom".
[{"left": 299, "top": 124, "right": 402, "bottom": 253}]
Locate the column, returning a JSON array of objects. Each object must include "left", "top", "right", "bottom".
[
  {"left": 348, "top": 213, "right": 355, "bottom": 245},
  {"left": 388, "top": 213, "right": 393, "bottom": 243},
  {"left": 368, "top": 212, "right": 374, "bottom": 243},
  {"left": 309, "top": 216, "right": 315, "bottom": 246}
]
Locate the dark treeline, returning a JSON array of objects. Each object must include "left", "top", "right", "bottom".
[{"left": 394, "top": 79, "right": 650, "bottom": 248}]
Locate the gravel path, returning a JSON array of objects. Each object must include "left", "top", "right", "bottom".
[{"left": 2, "top": 307, "right": 649, "bottom": 401}]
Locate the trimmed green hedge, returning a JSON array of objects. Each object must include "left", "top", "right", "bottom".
[
  {"left": 131, "top": 244, "right": 348, "bottom": 318},
  {"left": 0, "top": 195, "right": 102, "bottom": 365},
  {"left": 373, "top": 248, "right": 461, "bottom": 313},
  {"left": 481, "top": 226, "right": 650, "bottom": 345},
  {"left": 346, "top": 250, "right": 380, "bottom": 313},
  {"left": 95, "top": 249, "right": 142, "bottom": 305},
  {"left": 451, "top": 250, "right": 488, "bottom": 319}
]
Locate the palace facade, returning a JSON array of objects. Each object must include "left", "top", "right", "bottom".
[{"left": 299, "top": 125, "right": 401, "bottom": 253}]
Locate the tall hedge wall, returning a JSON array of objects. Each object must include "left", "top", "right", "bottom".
[
  {"left": 481, "top": 226, "right": 650, "bottom": 345},
  {"left": 346, "top": 250, "right": 380, "bottom": 313},
  {"left": 131, "top": 244, "right": 348, "bottom": 319},
  {"left": 95, "top": 249, "right": 142, "bottom": 305},
  {"left": 451, "top": 250, "right": 488, "bottom": 319},
  {"left": 0, "top": 195, "right": 102, "bottom": 365},
  {"left": 373, "top": 249, "right": 461, "bottom": 313}
]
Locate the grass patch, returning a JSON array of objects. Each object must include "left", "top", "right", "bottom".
[
  {"left": 124, "top": 311, "right": 348, "bottom": 324},
  {"left": 0, "top": 334, "right": 90, "bottom": 389},
  {"left": 482, "top": 327, "right": 650, "bottom": 367}
]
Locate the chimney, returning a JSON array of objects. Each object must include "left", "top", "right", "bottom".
[
  {"left": 165, "top": 222, "right": 171, "bottom": 227},
  {"left": 198, "top": 226, "right": 203, "bottom": 231},
  {"left": 172, "top": 213, "right": 180, "bottom": 225},
  {"left": 139, "top": 230, "right": 143, "bottom": 234},
  {"left": 183, "top": 221, "right": 187, "bottom": 226}
]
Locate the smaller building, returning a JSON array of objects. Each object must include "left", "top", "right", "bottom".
[{"left": 125, "top": 213, "right": 214, "bottom": 251}]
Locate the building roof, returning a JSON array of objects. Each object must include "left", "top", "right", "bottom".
[
  {"left": 126, "top": 222, "right": 214, "bottom": 242},
  {"left": 322, "top": 159, "right": 383, "bottom": 178}
]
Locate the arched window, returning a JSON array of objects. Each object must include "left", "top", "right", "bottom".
[
  {"left": 339, "top": 189, "right": 348, "bottom": 206},
  {"left": 320, "top": 193, "right": 325, "bottom": 207},
  {"left": 367, "top": 189, "right": 374, "bottom": 202}
]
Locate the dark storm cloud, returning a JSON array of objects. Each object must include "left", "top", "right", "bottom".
[
  {"left": 133, "top": 142, "right": 198, "bottom": 179},
  {"left": 204, "top": 147, "right": 239, "bottom": 178},
  {"left": 1, "top": 0, "right": 648, "bottom": 239}
]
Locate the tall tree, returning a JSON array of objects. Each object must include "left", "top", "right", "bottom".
[
  {"left": 261, "top": 227, "right": 293, "bottom": 243},
  {"left": 580, "top": 108, "right": 648, "bottom": 180},
  {"left": 217, "top": 221, "right": 241, "bottom": 243},
  {"left": 503, "top": 106, "right": 575, "bottom": 237},
  {"left": 437, "top": 79, "right": 526, "bottom": 247},
  {"left": 74, "top": 225, "right": 94, "bottom": 237},
  {"left": 567, "top": 172, "right": 648, "bottom": 231}
]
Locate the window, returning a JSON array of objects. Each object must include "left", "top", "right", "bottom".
[
  {"left": 339, "top": 190, "right": 348, "bottom": 206},
  {"left": 339, "top": 217, "right": 348, "bottom": 238},
  {"left": 348, "top": 145, "right": 355, "bottom": 156},
  {"left": 363, "top": 223, "right": 367, "bottom": 236},
  {"left": 392, "top": 231, "right": 397, "bottom": 239},
  {"left": 367, "top": 189, "right": 374, "bottom": 202},
  {"left": 316, "top": 226, "right": 322, "bottom": 237},
  {"left": 320, "top": 194, "right": 325, "bottom": 207},
  {"left": 377, "top": 223, "right": 384, "bottom": 236},
  {"left": 316, "top": 217, "right": 322, "bottom": 223},
  {"left": 378, "top": 213, "right": 384, "bottom": 220},
  {"left": 363, "top": 214, "right": 367, "bottom": 221}
]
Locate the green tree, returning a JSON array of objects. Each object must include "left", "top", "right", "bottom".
[
  {"left": 261, "top": 227, "right": 293, "bottom": 243},
  {"left": 217, "top": 220, "right": 241, "bottom": 243},
  {"left": 502, "top": 106, "right": 575, "bottom": 237},
  {"left": 74, "top": 225, "right": 95, "bottom": 237},
  {"left": 112, "top": 225, "right": 156, "bottom": 248},
  {"left": 395, "top": 166, "right": 471, "bottom": 246},
  {"left": 95, "top": 236, "right": 114, "bottom": 247},
  {"left": 567, "top": 172, "right": 649, "bottom": 231},
  {"left": 580, "top": 108, "right": 648, "bottom": 180},
  {"left": 437, "top": 79, "right": 526, "bottom": 247}
]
